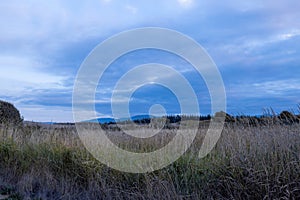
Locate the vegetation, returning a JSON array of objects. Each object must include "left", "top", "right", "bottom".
[
  {"left": 279, "top": 110, "right": 300, "bottom": 124},
  {"left": 0, "top": 101, "right": 299, "bottom": 199},
  {"left": 0, "top": 115, "right": 300, "bottom": 199},
  {"left": 0, "top": 100, "right": 23, "bottom": 125}
]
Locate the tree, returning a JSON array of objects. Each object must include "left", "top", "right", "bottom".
[
  {"left": 278, "top": 111, "right": 298, "bottom": 124},
  {"left": 214, "top": 111, "right": 235, "bottom": 122},
  {"left": 0, "top": 100, "right": 23, "bottom": 125}
]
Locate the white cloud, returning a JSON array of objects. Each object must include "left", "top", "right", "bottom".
[
  {"left": 1, "top": 0, "right": 300, "bottom": 121},
  {"left": 125, "top": 5, "right": 138, "bottom": 14},
  {"left": 210, "top": 27, "right": 300, "bottom": 67},
  {"left": 276, "top": 29, "right": 300, "bottom": 41},
  {"left": 0, "top": 55, "right": 69, "bottom": 96},
  {"left": 101, "top": 0, "right": 112, "bottom": 3},
  {"left": 250, "top": 29, "right": 300, "bottom": 48},
  {"left": 227, "top": 79, "right": 300, "bottom": 99},
  {"left": 0, "top": 56, "right": 61, "bottom": 83},
  {"left": 177, "top": 0, "right": 194, "bottom": 8},
  {"left": 18, "top": 105, "right": 73, "bottom": 122},
  {"left": 0, "top": 0, "right": 196, "bottom": 46},
  {"left": 253, "top": 79, "right": 300, "bottom": 95}
]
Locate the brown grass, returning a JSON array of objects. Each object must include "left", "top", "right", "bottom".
[{"left": 0, "top": 120, "right": 300, "bottom": 199}]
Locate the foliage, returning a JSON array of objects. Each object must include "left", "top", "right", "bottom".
[
  {"left": 0, "top": 100, "right": 23, "bottom": 125},
  {"left": 214, "top": 111, "right": 235, "bottom": 122},
  {"left": 279, "top": 110, "right": 299, "bottom": 124}
]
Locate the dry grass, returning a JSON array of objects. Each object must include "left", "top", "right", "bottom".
[{"left": 0, "top": 120, "right": 300, "bottom": 199}]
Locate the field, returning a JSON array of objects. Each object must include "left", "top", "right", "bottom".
[{"left": 0, "top": 119, "right": 300, "bottom": 199}]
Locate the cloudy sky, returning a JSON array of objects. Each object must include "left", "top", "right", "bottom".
[{"left": 1, "top": 0, "right": 300, "bottom": 122}]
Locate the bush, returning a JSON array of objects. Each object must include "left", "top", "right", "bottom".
[
  {"left": 0, "top": 100, "right": 23, "bottom": 125},
  {"left": 214, "top": 111, "right": 235, "bottom": 122},
  {"left": 279, "top": 111, "right": 299, "bottom": 124}
]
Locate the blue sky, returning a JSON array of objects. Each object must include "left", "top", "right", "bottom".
[{"left": 1, "top": 0, "right": 300, "bottom": 122}]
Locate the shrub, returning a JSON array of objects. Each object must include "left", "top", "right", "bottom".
[
  {"left": 0, "top": 100, "right": 23, "bottom": 125},
  {"left": 279, "top": 110, "right": 299, "bottom": 124},
  {"left": 214, "top": 111, "right": 235, "bottom": 122}
]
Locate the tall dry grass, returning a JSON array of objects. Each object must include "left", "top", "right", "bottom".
[{"left": 0, "top": 120, "right": 300, "bottom": 199}]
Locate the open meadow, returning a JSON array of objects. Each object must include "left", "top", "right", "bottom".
[{"left": 1, "top": 117, "right": 300, "bottom": 199}]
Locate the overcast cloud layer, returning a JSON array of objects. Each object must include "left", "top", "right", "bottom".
[{"left": 1, "top": 0, "right": 300, "bottom": 122}]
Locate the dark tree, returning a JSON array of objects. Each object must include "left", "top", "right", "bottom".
[
  {"left": 214, "top": 111, "right": 235, "bottom": 122},
  {"left": 0, "top": 100, "right": 23, "bottom": 125},
  {"left": 278, "top": 111, "right": 298, "bottom": 124}
]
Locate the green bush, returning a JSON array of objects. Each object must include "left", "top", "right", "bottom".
[{"left": 0, "top": 100, "right": 23, "bottom": 125}]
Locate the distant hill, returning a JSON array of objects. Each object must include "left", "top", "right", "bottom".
[
  {"left": 83, "top": 114, "right": 156, "bottom": 124},
  {"left": 130, "top": 114, "right": 155, "bottom": 121},
  {"left": 84, "top": 117, "right": 116, "bottom": 124}
]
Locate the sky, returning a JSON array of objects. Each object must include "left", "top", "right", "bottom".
[{"left": 1, "top": 0, "right": 300, "bottom": 122}]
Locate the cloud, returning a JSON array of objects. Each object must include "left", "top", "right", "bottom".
[
  {"left": 1, "top": 0, "right": 300, "bottom": 121},
  {"left": 125, "top": 5, "right": 138, "bottom": 14},
  {"left": 205, "top": 26, "right": 300, "bottom": 68},
  {"left": 225, "top": 78, "right": 300, "bottom": 115},
  {"left": 101, "top": 0, "right": 112, "bottom": 3},
  {"left": 0, "top": 54, "right": 72, "bottom": 121},
  {"left": 0, "top": 55, "right": 69, "bottom": 96},
  {"left": 177, "top": 0, "right": 194, "bottom": 8},
  {"left": 240, "top": 29, "right": 300, "bottom": 50},
  {"left": 227, "top": 79, "right": 300, "bottom": 99},
  {"left": 18, "top": 105, "right": 73, "bottom": 122},
  {"left": 253, "top": 79, "right": 300, "bottom": 95},
  {"left": 0, "top": 0, "right": 197, "bottom": 46}
]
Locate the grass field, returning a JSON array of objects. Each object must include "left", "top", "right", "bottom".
[{"left": 0, "top": 119, "right": 300, "bottom": 199}]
